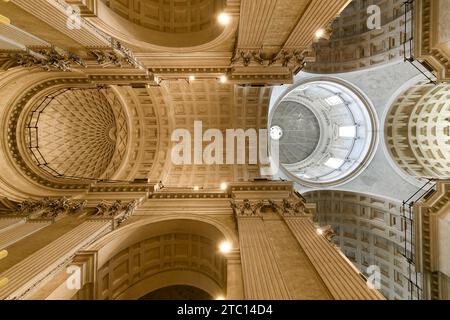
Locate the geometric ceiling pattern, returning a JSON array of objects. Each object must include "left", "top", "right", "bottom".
[
  {"left": 101, "top": 0, "right": 226, "bottom": 33},
  {"left": 25, "top": 89, "right": 119, "bottom": 180}
]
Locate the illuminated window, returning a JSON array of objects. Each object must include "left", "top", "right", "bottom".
[
  {"left": 339, "top": 126, "right": 357, "bottom": 138},
  {"left": 324, "top": 157, "right": 345, "bottom": 169},
  {"left": 325, "top": 95, "right": 343, "bottom": 106}
]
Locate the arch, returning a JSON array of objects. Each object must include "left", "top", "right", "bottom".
[
  {"left": 85, "top": 215, "right": 239, "bottom": 300},
  {"left": 0, "top": 68, "right": 93, "bottom": 199},
  {"left": 116, "top": 270, "right": 222, "bottom": 300},
  {"left": 87, "top": 0, "right": 238, "bottom": 52},
  {"left": 89, "top": 214, "right": 238, "bottom": 265}
]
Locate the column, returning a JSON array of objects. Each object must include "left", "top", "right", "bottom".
[
  {"left": 225, "top": 250, "right": 244, "bottom": 300},
  {"left": 232, "top": 199, "right": 291, "bottom": 300},
  {"left": 283, "top": 214, "right": 384, "bottom": 300}
]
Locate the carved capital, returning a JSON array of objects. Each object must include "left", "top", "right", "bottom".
[
  {"left": 91, "top": 199, "right": 139, "bottom": 225},
  {"left": 16, "top": 197, "right": 87, "bottom": 219},
  {"left": 2, "top": 47, "right": 86, "bottom": 72},
  {"left": 278, "top": 198, "right": 309, "bottom": 217},
  {"left": 231, "top": 199, "right": 258, "bottom": 217}
]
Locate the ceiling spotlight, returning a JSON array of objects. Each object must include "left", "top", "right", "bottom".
[
  {"left": 315, "top": 29, "right": 325, "bottom": 39},
  {"left": 0, "top": 250, "right": 7, "bottom": 260},
  {"left": 216, "top": 295, "right": 226, "bottom": 300},
  {"left": 270, "top": 126, "right": 283, "bottom": 141},
  {"left": 317, "top": 228, "right": 324, "bottom": 235},
  {"left": 189, "top": 75, "right": 196, "bottom": 81},
  {"left": 218, "top": 12, "right": 231, "bottom": 26},
  {"left": 219, "top": 241, "right": 232, "bottom": 254},
  {"left": 219, "top": 75, "right": 228, "bottom": 83},
  {"left": 220, "top": 182, "right": 228, "bottom": 190},
  {"left": 194, "top": 186, "right": 199, "bottom": 191}
]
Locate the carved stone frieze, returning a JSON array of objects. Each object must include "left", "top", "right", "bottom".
[
  {"left": 230, "top": 199, "right": 259, "bottom": 217},
  {"left": 91, "top": 199, "right": 139, "bottom": 224},
  {"left": 2, "top": 47, "right": 86, "bottom": 72},
  {"left": 231, "top": 48, "right": 309, "bottom": 71},
  {"left": 279, "top": 198, "right": 309, "bottom": 217},
  {"left": 16, "top": 197, "right": 87, "bottom": 218},
  {"left": 231, "top": 196, "right": 310, "bottom": 218},
  {"left": 90, "top": 39, "right": 144, "bottom": 69}
]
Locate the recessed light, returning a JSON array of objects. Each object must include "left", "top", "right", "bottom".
[
  {"left": 219, "top": 75, "right": 227, "bottom": 83},
  {"left": 220, "top": 182, "right": 228, "bottom": 190},
  {"left": 219, "top": 241, "right": 232, "bottom": 254},
  {"left": 218, "top": 13, "right": 231, "bottom": 25},
  {"left": 189, "top": 75, "right": 196, "bottom": 81},
  {"left": 315, "top": 29, "right": 325, "bottom": 38}
]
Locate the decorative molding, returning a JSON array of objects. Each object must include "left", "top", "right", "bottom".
[
  {"left": 16, "top": 197, "right": 87, "bottom": 219},
  {"left": 230, "top": 197, "right": 310, "bottom": 218},
  {"left": 1, "top": 47, "right": 85, "bottom": 72}
]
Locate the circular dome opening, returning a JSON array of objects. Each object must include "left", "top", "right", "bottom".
[{"left": 269, "top": 79, "right": 377, "bottom": 187}]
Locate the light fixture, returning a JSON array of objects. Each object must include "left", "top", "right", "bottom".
[
  {"left": 317, "top": 228, "right": 323, "bottom": 235},
  {"left": 219, "top": 75, "right": 228, "bottom": 83},
  {"left": 218, "top": 12, "right": 231, "bottom": 25},
  {"left": 0, "top": 250, "right": 7, "bottom": 260},
  {"left": 189, "top": 75, "right": 196, "bottom": 81},
  {"left": 270, "top": 126, "right": 283, "bottom": 140},
  {"left": 216, "top": 295, "right": 226, "bottom": 300},
  {"left": 315, "top": 29, "right": 325, "bottom": 39},
  {"left": 220, "top": 182, "right": 228, "bottom": 190},
  {"left": 219, "top": 241, "right": 232, "bottom": 254},
  {"left": 194, "top": 186, "right": 199, "bottom": 191}
]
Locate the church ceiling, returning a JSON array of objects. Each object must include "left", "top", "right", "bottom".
[
  {"left": 101, "top": 0, "right": 226, "bottom": 33},
  {"left": 25, "top": 88, "right": 125, "bottom": 180}
]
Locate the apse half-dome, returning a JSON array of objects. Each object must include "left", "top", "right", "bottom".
[
  {"left": 24, "top": 88, "right": 125, "bottom": 181},
  {"left": 269, "top": 79, "right": 378, "bottom": 187}
]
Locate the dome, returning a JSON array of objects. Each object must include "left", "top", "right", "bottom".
[{"left": 269, "top": 79, "right": 378, "bottom": 187}]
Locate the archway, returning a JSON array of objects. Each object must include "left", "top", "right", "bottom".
[{"left": 75, "top": 215, "right": 240, "bottom": 300}]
